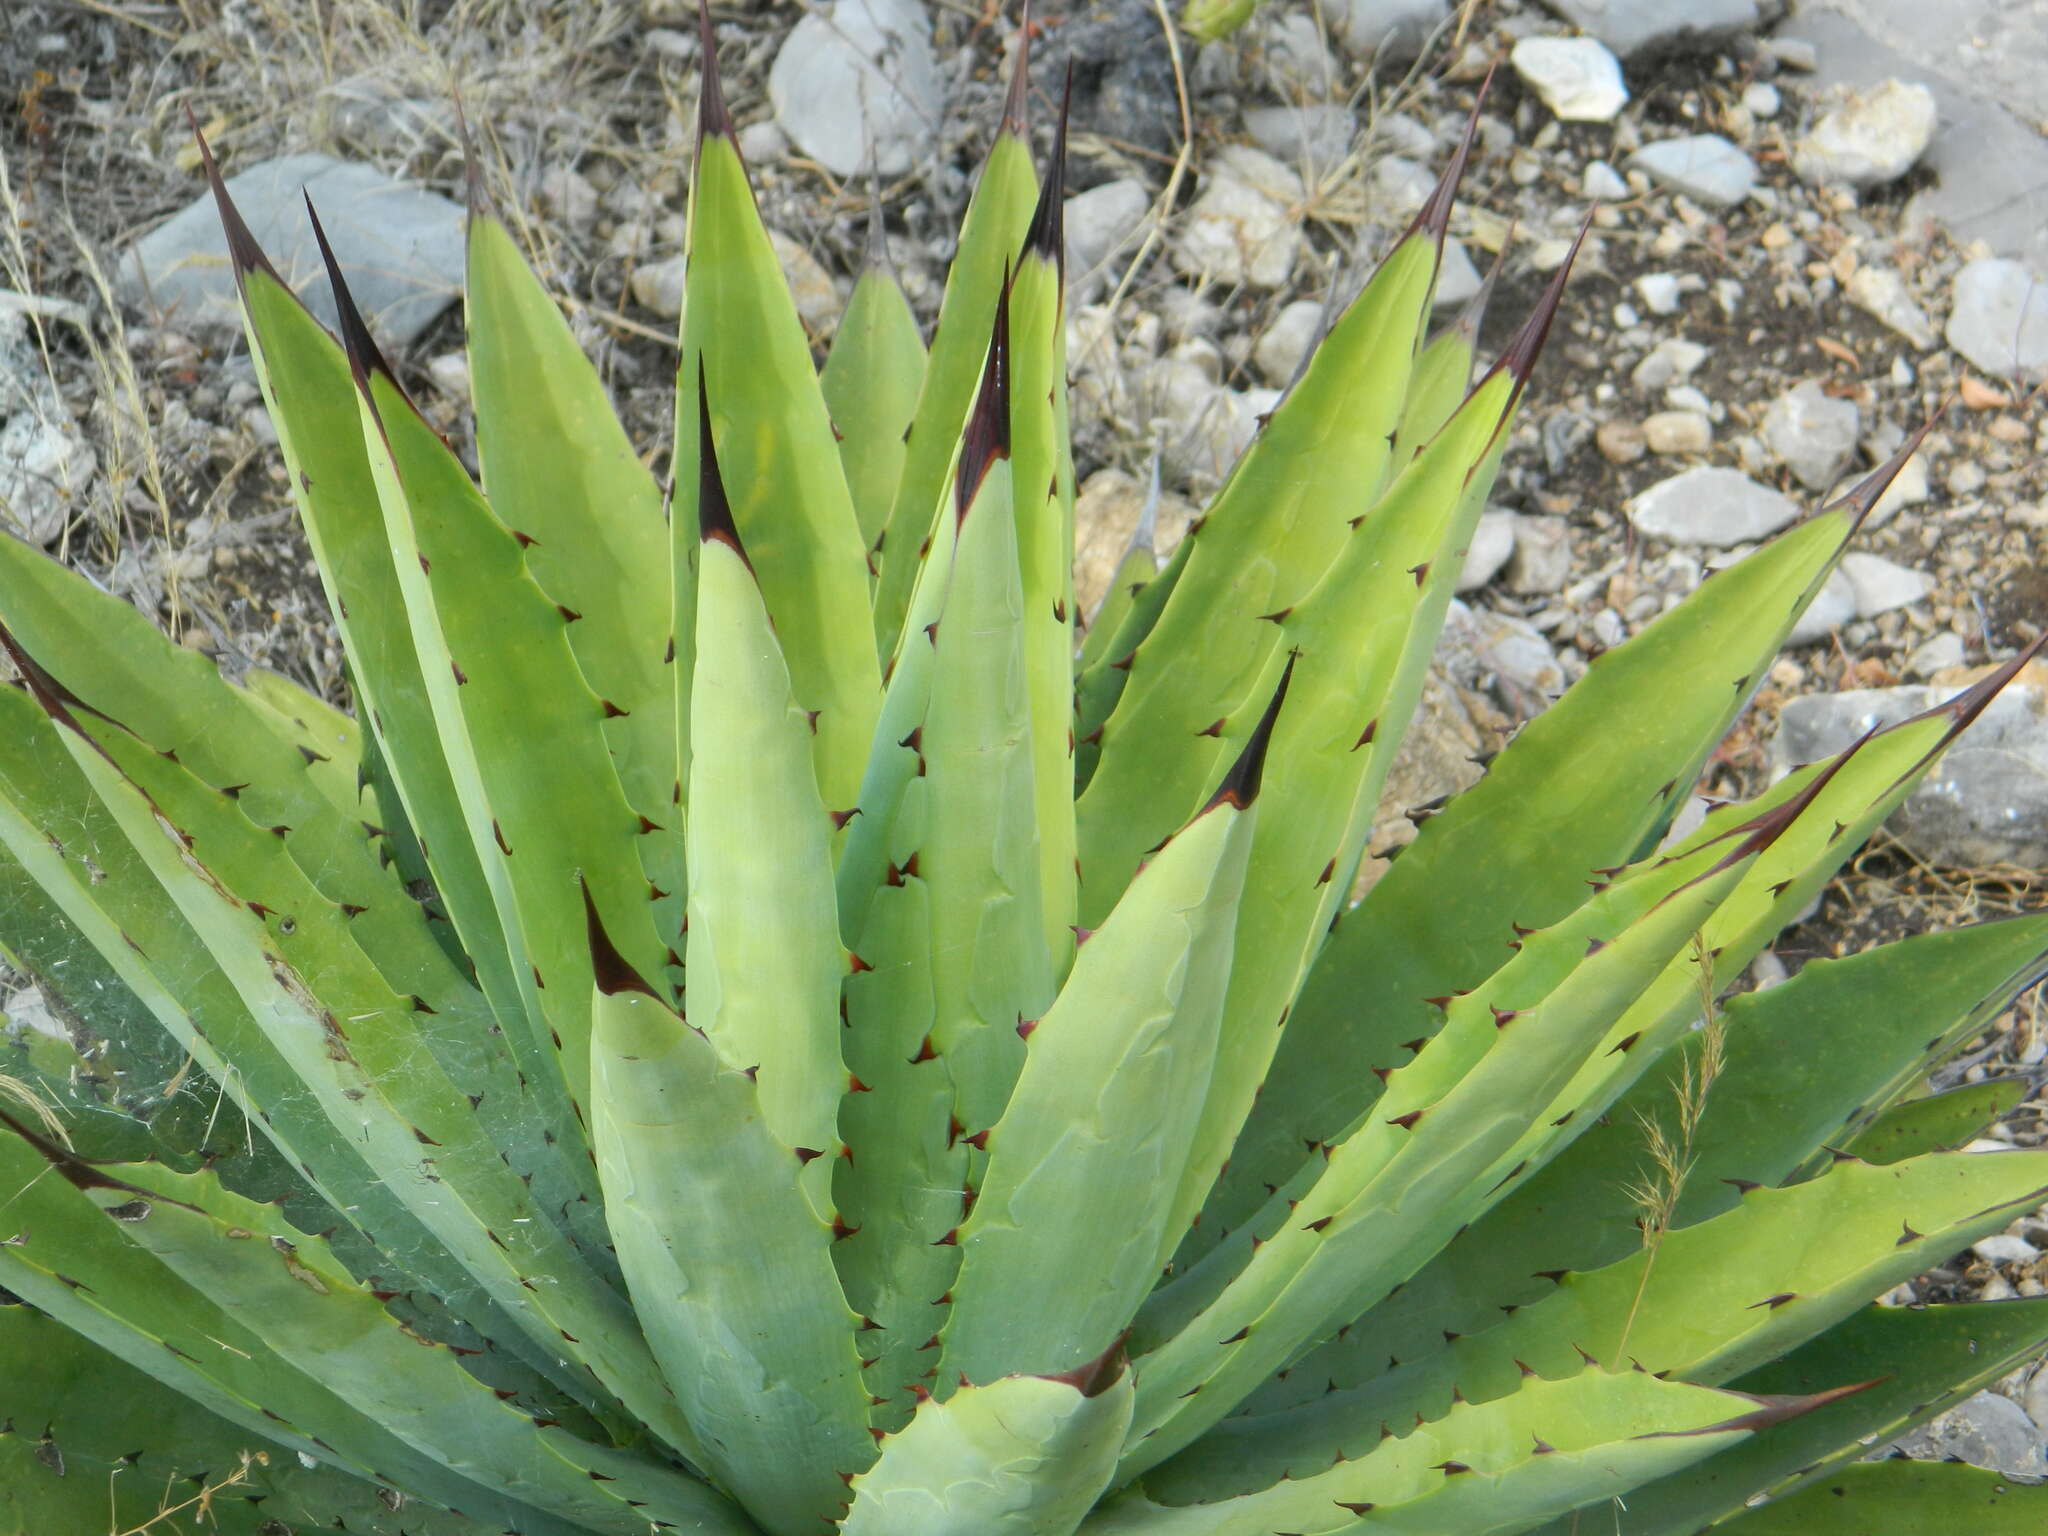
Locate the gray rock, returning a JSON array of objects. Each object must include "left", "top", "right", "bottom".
[
  {"left": 1064, "top": 179, "right": 1151, "bottom": 284},
  {"left": 1887, "top": 1390, "right": 2047, "bottom": 1478},
  {"left": 1793, "top": 78, "right": 1938, "bottom": 188},
  {"left": 1630, "top": 466, "right": 1801, "bottom": 545},
  {"left": 1631, "top": 337, "right": 1708, "bottom": 393},
  {"left": 0, "top": 313, "right": 95, "bottom": 546},
  {"left": 1773, "top": 677, "right": 2048, "bottom": 867},
  {"left": 1456, "top": 508, "right": 1517, "bottom": 592},
  {"left": 1780, "top": 5, "right": 2048, "bottom": 271},
  {"left": 1172, "top": 147, "right": 1304, "bottom": 289},
  {"left": 1245, "top": 104, "right": 1354, "bottom": 175},
  {"left": 1505, "top": 512, "right": 1573, "bottom": 595},
  {"left": 1845, "top": 263, "right": 1935, "bottom": 350},
  {"left": 1787, "top": 567, "right": 1858, "bottom": 646},
  {"left": 1256, "top": 11, "right": 1341, "bottom": 99},
  {"left": 2026, "top": 1363, "right": 2048, "bottom": 1437},
  {"left": 1582, "top": 160, "right": 1630, "bottom": 200},
  {"left": 119, "top": 153, "right": 465, "bottom": 345},
  {"left": 630, "top": 254, "right": 688, "bottom": 318},
  {"left": 1905, "top": 631, "right": 1965, "bottom": 677},
  {"left": 1325, "top": 0, "right": 1449, "bottom": 64},
  {"left": 1539, "top": 0, "right": 1760, "bottom": 60},
  {"left": 1643, "top": 410, "right": 1711, "bottom": 455},
  {"left": 1762, "top": 380, "right": 1860, "bottom": 492},
  {"left": 736, "top": 120, "right": 789, "bottom": 164},
  {"left": 1946, "top": 258, "right": 2048, "bottom": 381},
  {"left": 1840, "top": 551, "right": 1931, "bottom": 617},
  {"left": 1630, "top": 134, "right": 1758, "bottom": 207},
  {"left": 767, "top": 0, "right": 941, "bottom": 179},
  {"left": 1433, "top": 239, "right": 1483, "bottom": 310},
  {"left": 1511, "top": 36, "right": 1629, "bottom": 123},
  {"left": 1253, "top": 299, "right": 1323, "bottom": 387},
  {"left": 1442, "top": 599, "right": 1568, "bottom": 703}
]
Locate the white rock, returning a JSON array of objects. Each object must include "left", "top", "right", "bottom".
[
  {"left": 0, "top": 389, "right": 95, "bottom": 548},
  {"left": 1245, "top": 104, "right": 1353, "bottom": 174},
  {"left": 736, "top": 120, "right": 789, "bottom": 164},
  {"left": 1257, "top": 12, "right": 1339, "bottom": 99},
  {"left": 1762, "top": 380, "right": 1860, "bottom": 492},
  {"left": 1787, "top": 567, "right": 1858, "bottom": 646},
  {"left": 1456, "top": 509, "right": 1517, "bottom": 592},
  {"left": 630, "top": 253, "right": 688, "bottom": 318},
  {"left": 537, "top": 165, "right": 600, "bottom": 231},
  {"left": 1582, "top": 160, "right": 1629, "bottom": 201},
  {"left": 1630, "top": 337, "right": 1707, "bottom": 393},
  {"left": 768, "top": 230, "right": 843, "bottom": 337},
  {"left": 1539, "top": 0, "right": 1759, "bottom": 60},
  {"left": 1845, "top": 264, "right": 1935, "bottom": 350},
  {"left": 1630, "top": 134, "right": 1757, "bottom": 208},
  {"left": 1840, "top": 552, "right": 1932, "bottom": 617},
  {"left": 1065, "top": 179, "right": 1150, "bottom": 283},
  {"left": 1742, "top": 82, "right": 1780, "bottom": 119},
  {"left": 1325, "top": 0, "right": 1448, "bottom": 63},
  {"left": 119, "top": 153, "right": 466, "bottom": 344},
  {"left": 1634, "top": 272, "right": 1685, "bottom": 315},
  {"left": 1512, "top": 37, "right": 1629, "bottom": 123},
  {"left": 427, "top": 351, "right": 471, "bottom": 402},
  {"left": 1172, "top": 147, "right": 1304, "bottom": 289},
  {"left": 1629, "top": 466, "right": 1800, "bottom": 546},
  {"left": 1253, "top": 299, "right": 1323, "bottom": 386},
  {"left": 0, "top": 983, "right": 64, "bottom": 1041},
  {"left": 1866, "top": 451, "right": 1930, "bottom": 526},
  {"left": 767, "top": 0, "right": 941, "bottom": 178},
  {"left": 1794, "top": 80, "right": 1938, "bottom": 190},
  {"left": 1643, "top": 410, "right": 1711, "bottom": 455},
  {"left": 1505, "top": 513, "right": 1573, "bottom": 595},
  {"left": 1905, "top": 632, "right": 1965, "bottom": 677},
  {"left": 1974, "top": 1234, "right": 2041, "bottom": 1266},
  {"left": 1947, "top": 258, "right": 2048, "bottom": 380},
  {"left": 1370, "top": 156, "right": 1436, "bottom": 219},
  {"left": 1432, "top": 240, "right": 1483, "bottom": 310}
]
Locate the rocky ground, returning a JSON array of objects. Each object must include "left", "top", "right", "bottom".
[{"left": 5, "top": 0, "right": 2048, "bottom": 1478}]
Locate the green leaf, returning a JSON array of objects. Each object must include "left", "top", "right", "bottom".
[
  {"left": 1155, "top": 1150, "right": 2048, "bottom": 1500},
  {"left": 1256, "top": 912, "right": 2048, "bottom": 1416},
  {"left": 869, "top": 81, "right": 1039, "bottom": 660},
  {"left": 0, "top": 1303, "right": 530, "bottom": 1536},
  {"left": 1090, "top": 1372, "right": 1837, "bottom": 1536},
  {"left": 842, "top": 1355, "right": 1134, "bottom": 1536},
  {"left": 1712, "top": 1458, "right": 2048, "bottom": 1533},
  {"left": 941, "top": 755, "right": 1258, "bottom": 1388},
  {"left": 590, "top": 967, "right": 873, "bottom": 1534},
  {"left": 1843, "top": 1079, "right": 2027, "bottom": 1164},
  {"left": 823, "top": 251, "right": 928, "bottom": 554},
  {"left": 675, "top": 100, "right": 881, "bottom": 819},
  {"left": 1524, "top": 1299, "right": 2048, "bottom": 1536},
  {"left": 465, "top": 198, "right": 683, "bottom": 949}
]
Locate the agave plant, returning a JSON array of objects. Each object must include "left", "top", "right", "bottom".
[{"left": 3, "top": 14, "right": 2047, "bottom": 1535}]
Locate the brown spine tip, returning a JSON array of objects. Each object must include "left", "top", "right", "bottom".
[
  {"left": 955, "top": 275, "right": 1013, "bottom": 522},
  {"left": 1829, "top": 406, "right": 1944, "bottom": 534},
  {"left": 696, "top": 0, "right": 735, "bottom": 148},
  {"left": 1203, "top": 653, "right": 1294, "bottom": 813},
  {"left": 1021, "top": 59, "right": 1073, "bottom": 278},
  {"left": 304, "top": 195, "right": 397, "bottom": 391},
  {"left": 188, "top": 111, "right": 280, "bottom": 285},
  {"left": 0, "top": 621, "right": 100, "bottom": 738},
  {"left": 1918, "top": 628, "right": 2048, "bottom": 743},
  {"left": 696, "top": 370, "right": 753, "bottom": 571},
  {"left": 1496, "top": 211, "right": 1592, "bottom": 407},
  {"left": 582, "top": 876, "right": 658, "bottom": 998},
  {"left": 1042, "top": 1330, "right": 1129, "bottom": 1400},
  {"left": 1404, "top": 64, "right": 1490, "bottom": 248},
  {"left": 1647, "top": 1380, "right": 1880, "bottom": 1439},
  {"left": 1001, "top": 0, "right": 1034, "bottom": 139}
]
